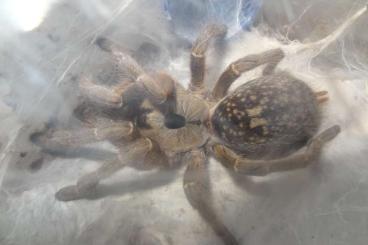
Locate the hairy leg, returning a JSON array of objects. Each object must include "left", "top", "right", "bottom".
[
  {"left": 97, "top": 37, "right": 177, "bottom": 107},
  {"left": 96, "top": 37, "right": 145, "bottom": 80},
  {"left": 96, "top": 37, "right": 180, "bottom": 120},
  {"left": 79, "top": 75, "right": 177, "bottom": 122},
  {"left": 79, "top": 76, "right": 133, "bottom": 108},
  {"left": 212, "top": 48, "right": 285, "bottom": 100},
  {"left": 32, "top": 120, "right": 134, "bottom": 152},
  {"left": 79, "top": 37, "right": 145, "bottom": 108},
  {"left": 315, "top": 90, "right": 329, "bottom": 104},
  {"left": 213, "top": 125, "right": 340, "bottom": 176},
  {"left": 183, "top": 149, "right": 238, "bottom": 245},
  {"left": 137, "top": 72, "right": 177, "bottom": 114},
  {"left": 190, "top": 24, "right": 227, "bottom": 91},
  {"left": 55, "top": 137, "right": 153, "bottom": 201},
  {"left": 10, "top": 124, "right": 53, "bottom": 171}
]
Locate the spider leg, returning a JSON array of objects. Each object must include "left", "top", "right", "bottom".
[
  {"left": 10, "top": 124, "right": 53, "bottom": 171},
  {"left": 137, "top": 72, "right": 177, "bottom": 114},
  {"left": 315, "top": 90, "right": 329, "bottom": 104},
  {"left": 212, "top": 125, "right": 340, "bottom": 176},
  {"left": 183, "top": 149, "right": 239, "bottom": 245},
  {"left": 96, "top": 37, "right": 176, "bottom": 107},
  {"left": 55, "top": 137, "right": 153, "bottom": 201},
  {"left": 79, "top": 76, "right": 133, "bottom": 108},
  {"left": 79, "top": 75, "right": 177, "bottom": 118},
  {"left": 96, "top": 37, "right": 145, "bottom": 80},
  {"left": 212, "top": 48, "right": 285, "bottom": 100},
  {"left": 96, "top": 37, "right": 179, "bottom": 118},
  {"left": 31, "top": 120, "right": 134, "bottom": 151},
  {"left": 79, "top": 71, "right": 175, "bottom": 111},
  {"left": 190, "top": 24, "right": 227, "bottom": 91},
  {"left": 80, "top": 37, "right": 148, "bottom": 108}
]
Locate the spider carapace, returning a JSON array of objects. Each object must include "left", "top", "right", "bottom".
[{"left": 32, "top": 24, "right": 340, "bottom": 245}]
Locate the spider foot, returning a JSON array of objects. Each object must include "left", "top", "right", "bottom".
[
  {"left": 55, "top": 184, "right": 97, "bottom": 202},
  {"left": 129, "top": 226, "right": 172, "bottom": 245},
  {"left": 12, "top": 124, "right": 51, "bottom": 172},
  {"left": 307, "top": 125, "right": 341, "bottom": 153},
  {"left": 315, "top": 90, "right": 329, "bottom": 104}
]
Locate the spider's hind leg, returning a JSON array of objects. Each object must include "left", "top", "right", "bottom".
[
  {"left": 183, "top": 149, "right": 239, "bottom": 245},
  {"left": 213, "top": 125, "right": 340, "bottom": 176}
]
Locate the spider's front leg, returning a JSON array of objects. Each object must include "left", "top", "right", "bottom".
[
  {"left": 78, "top": 76, "right": 133, "bottom": 108},
  {"left": 212, "top": 48, "right": 285, "bottom": 100},
  {"left": 79, "top": 37, "right": 144, "bottom": 108},
  {"left": 190, "top": 24, "right": 227, "bottom": 92},
  {"left": 212, "top": 125, "right": 340, "bottom": 176},
  {"left": 32, "top": 119, "right": 134, "bottom": 153},
  {"left": 55, "top": 137, "right": 153, "bottom": 201},
  {"left": 183, "top": 149, "right": 239, "bottom": 245},
  {"left": 84, "top": 37, "right": 178, "bottom": 115}
]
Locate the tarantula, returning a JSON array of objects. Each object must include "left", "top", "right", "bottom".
[{"left": 32, "top": 24, "right": 340, "bottom": 245}]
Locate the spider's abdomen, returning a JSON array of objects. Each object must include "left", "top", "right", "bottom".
[{"left": 211, "top": 72, "right": 320, "bottom": 159}]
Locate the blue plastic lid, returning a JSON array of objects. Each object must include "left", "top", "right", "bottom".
[{"left": 163, "top": 0, "right": 262, "bottom": 41}]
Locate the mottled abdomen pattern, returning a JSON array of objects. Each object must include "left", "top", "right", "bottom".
[{"left": 211, "top": 72, "right": 320, "bottom": 159}]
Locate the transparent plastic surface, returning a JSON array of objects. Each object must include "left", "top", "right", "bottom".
[
  {"left": 163, "top": 0, "right": 262, "bottom": 40},
  {"left": 1, "top": 1, "right": 368, "bottom": 245}
]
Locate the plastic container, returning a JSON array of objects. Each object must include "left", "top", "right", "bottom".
[{"left": 163, "top": 0, "right": 262, "bottom": 41}]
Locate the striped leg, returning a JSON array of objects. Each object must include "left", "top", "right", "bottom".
[
  {"left": 190, "top": 24, "right": 227, "bottom": 91},
  {"left": 96, "top": 37, "right": 180, "bottom": 122},
  {"left": 31, "top": 120, "right": 134, "bottom": 151},
  {"left": 213, "top": 125, "right": 340, "bottom": 176},
  {"left": 55, "top": 137, "right": 153, "bottom": 201},
  {"left": 183, "top": 149, "right": 238, "bottom": 245},
  {"left": 212, "top": 48, "right": 284, "bottom": 100}
]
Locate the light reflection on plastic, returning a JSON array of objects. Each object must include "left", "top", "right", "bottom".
[{"left": 2, "top": 0, "right": 56, "bottom": 32}]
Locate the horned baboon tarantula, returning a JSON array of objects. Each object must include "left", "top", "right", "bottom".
[{"left": 33, "top": 24, "right": 340, "bottom": 245}]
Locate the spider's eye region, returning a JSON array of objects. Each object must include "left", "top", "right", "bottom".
[{"left": 164, "top": 113, "right": 186, "bottom": 129}]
